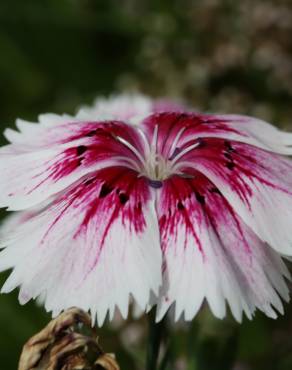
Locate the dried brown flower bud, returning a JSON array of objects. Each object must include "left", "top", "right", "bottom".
[
  {"left": 18, "top": 307, "right": 120, "bottom": 370},
  {"left": 94, "top": 354, "right": 120, "bottom": 370}
]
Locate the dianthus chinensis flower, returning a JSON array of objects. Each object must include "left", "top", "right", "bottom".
[{"left": 0, "top": 94, "right": 292, "bottom": 326}]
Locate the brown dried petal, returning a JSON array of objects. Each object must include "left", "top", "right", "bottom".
[
  {"left": 94, "top": 354, "right": 120, "bottom": 370},
  {"left": 18, "top": 308, "right": 119, "bottom": 370},
  {"left": 19, "top": 308, "right": 93, "bottom": 369}
]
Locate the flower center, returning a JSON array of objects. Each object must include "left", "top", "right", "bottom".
[
  {"left": 138, "top": 125, "right": 175, "bottom": 181},
  {"left": 115, "top": 125, "right": 198, "bottom": 183}
]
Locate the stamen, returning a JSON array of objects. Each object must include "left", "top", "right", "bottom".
[
  {"left": 115, "top": 135, "right": 147, "bottom": 166},
  {"left": 112, "top": 124, "right": 196, "bottom": 183},
  {"left": 151, "top": 125, "right": 159, "bottom": 153},
  {"left": 180, "top": 173, "right": 195, "bottom": 179},
  {"left": 168, "top": 147, "right": 181, "bottom": 161},
  {"left": 170, "top": 142, "right": 200, "bottom": 166},
  {"left": 168, "top": 127, "right": 186, "bottom": 158},
  {"left": 144, "top": 125, "right": 161, "bottom": 180},
  {"left": 149, "top": 125, "right": 159, "bottom": 169},
  {"left": 171, "top": 160, "right": 196, "bottom": 174},
  {"left": 137, "top": 129, "right": 151, "bottom": 157},
  {"left": 114, "top": 156, "right": 142, "bottom": 172}
]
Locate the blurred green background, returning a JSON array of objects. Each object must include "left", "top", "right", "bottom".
[{"left": 1, "top": 0, "right": 292, "bottom": 369}]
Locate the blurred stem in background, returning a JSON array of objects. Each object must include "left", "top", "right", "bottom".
[
  {"left": 187, "top": 312, "right": 239, "bottom": 370},
  {"left": 145, "top": 308, "right": 239, "bottom": 370},
  {"left": 145, "top": 308, "right": 170, "bottom": 370}
]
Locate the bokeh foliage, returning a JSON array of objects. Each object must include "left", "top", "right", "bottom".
[{"left": 1, "top": 0, "right": 292, "bottom": 369}]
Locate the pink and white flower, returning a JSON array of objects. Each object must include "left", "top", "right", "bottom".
[{"left": 0, "top": 94, "right": 292, "bottom": 325}]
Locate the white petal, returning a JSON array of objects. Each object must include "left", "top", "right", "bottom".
[
  {"left": 76, "top": 93, "right": 153, "bottom": 123},
  {"left": 156, "top": 175, "right": 290, "bottom": 322},
  {"left": 0, "top": 121, "right": 146, "bottom": 210},
  {"left": 0, "top": 168, "right": 162, "bottom": 325},
  {"left": 215, "top": 114, "right": 292, "bottom": 155},
  {"left": 179, "top": 139, "right": 292, "bottom": 256}
]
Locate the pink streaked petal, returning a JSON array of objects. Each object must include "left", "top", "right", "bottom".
[
  {"left": 214, "top": 114, "right": 292, "bottom": 155},
  {"left": 141, "top": 112, "right": 292, "bottom": 160},
  {"left": 179, "top": 139, "right": 292, "bottom": 254},
  {"left": 0, "top": 121, "right": 146, "bottom": 210},
  {"left": 156, "top": 174, "right": 290, "bottom": 322},
  {"left": 0, "top": 210, "right": 39, "bottom": 237},
  {"left": 4, "top": 118, "right": 145, "bottom": 150},
  {"left": 6, "top": 94, "right": 183, "bottom": 147},
  {"left": 0, "top": 196, "right": 55, "bottom": 237},
  {"left": 0, "top": 167, "right": 162, "bottom": 325}
]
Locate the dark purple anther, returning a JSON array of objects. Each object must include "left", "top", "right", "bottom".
[
  {"left": 148, "top": 179, "right": 163, "bottom": 189},
  {"left": 168, "top": 147, "right": 181, "bottom": 160},
  {"left": 196, "top": 138, "right": 206, "bottom": 148}
]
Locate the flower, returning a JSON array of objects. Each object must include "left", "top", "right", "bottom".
[{"left": 0, "top": 93, "right": 292, "bottom": 325}]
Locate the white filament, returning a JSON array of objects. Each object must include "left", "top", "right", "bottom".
[
  {"left": 170, "top": 142, "right": 200, "bottom": 166},
  {"left": 168, "top": 127, "right": 186, "bottom": 159},
  {"left": 113, "top": 126, "right": 198, "bottom": 181},
  {"left": 115, "top": 135, "right": 147, "bottom": 167}
]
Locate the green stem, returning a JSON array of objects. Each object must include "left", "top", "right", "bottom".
[
  {"left": 158, "top": 338, "right": 172, "bottom": 370},
  {"left": 145, "top": 309, "right": 166, "bottom": 370}
]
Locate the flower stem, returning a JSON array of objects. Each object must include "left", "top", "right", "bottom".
[
  {"left": 145, "top": 308, "right": 166, "bottom": 370},
  {"left": 158, "top": 338, "right": 172, "bottom": 370}
]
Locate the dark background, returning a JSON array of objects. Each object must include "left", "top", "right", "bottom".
[{"left": 1, "top": 1, "right": 292, "bottom": 369}]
